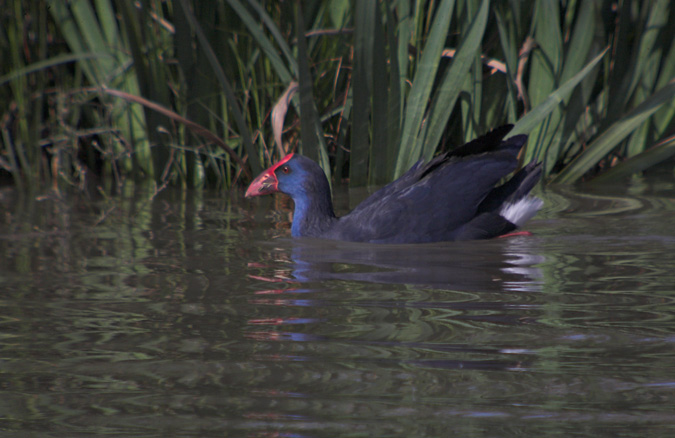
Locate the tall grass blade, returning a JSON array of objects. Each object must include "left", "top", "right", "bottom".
[
  {"left": 653, "top": 37, "right": 675, "bottom": 132},
  {"left": 101, "top": 87, "right": 250, "bottom": 177},
  {"left": 537, "top": 0, "right": 598, "bottom": 171},
  {"left": 527, "top": 0, "right": 562, "bottom": 108},
  {"left": 177, "top": 0, "right": 260, "bottom": 175},
  {"left": 68, "top": 0, "right": 117, "bottom": 80},
  {"left": 227, "top": 0, "right": 294, "bottom": 83},
  {"left": 0, "top": 53, "right": 108, "bottom": 86},
  {"left": 553, "top": 79, "right": 675, "bottom": 184},
  {"left": 394, "top": 0, "right": 456, "bottom": 178},
  {"left": 116, "top": 0, "right": 172, "bottom": 180},
  {"left": 549, "top": 0, "right": 597, "bottom": 164},
  {"left": 48, "top": 0, "right": 148, "bottom": 175},
  {"left": 424, "top": 0, "right": 489, "bottom": 160},
  {"left": 294, "top": 2, "right": 331, "bottom": 181},
  {"left": 245, "top": 0, "right": 297, "bottom": 76},
  {"left": 560, "top": 0, "right": 595, "bottom": 84},
  {"left": 494, "top": 5, "right": 519, "bottom": 123},
  {"left": 368, "top": 2, "right": 391, "bottom": 186},
  {"left": 524, "top": 0, "right": 564, "bottom": 168},
  {"left": 621, "top": 0, "right": 669, "bottom": 108},
  {"left": 384, "top": 1, "right": 402, "bottom": 178},
  {"left": 351, "top": 0, "right": 375, "bottom": 187},
  {"left": 396, "top": 0, "right": 412, "bottom": 106},
  {"left": 95, "top": 0, "right": 120, "bottom": 45},
  {"left": 510, "top": 48, "right": 607, "bottom": 137},
  {"left": 589, "top": 134, "right": 675, "bottom": 184}
]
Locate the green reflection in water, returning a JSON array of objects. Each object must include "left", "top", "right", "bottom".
[{"left": 1, "top": 181, "right": 675, "bottom": 436}]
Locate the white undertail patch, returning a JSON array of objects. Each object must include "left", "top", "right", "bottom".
[{"left": 500, "top": 197, "right": 544, "bottom": 227}]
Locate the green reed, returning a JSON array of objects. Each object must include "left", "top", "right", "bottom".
[{"left": 1, "top": 0, "right": 673, "bottom": 191}]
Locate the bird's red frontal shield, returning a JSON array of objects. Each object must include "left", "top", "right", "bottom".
[{"left": 245, "top": 153, "right": 294, "bottom": 197}]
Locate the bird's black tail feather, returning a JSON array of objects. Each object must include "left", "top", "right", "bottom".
[{"left": 477, "top": 161, "right": 543, "bottom": 215}]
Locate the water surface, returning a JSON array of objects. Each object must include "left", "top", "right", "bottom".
[{"left": 1, "top": 179, "right": 675, "bottom": 437}]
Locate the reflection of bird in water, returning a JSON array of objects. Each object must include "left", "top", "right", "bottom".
[{"left": 249, "top": 236, "right": 544, "bottom": 293}]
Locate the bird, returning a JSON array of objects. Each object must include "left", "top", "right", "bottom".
[{"left": 245, "top": 125, "right": 543, "bottom": 244}]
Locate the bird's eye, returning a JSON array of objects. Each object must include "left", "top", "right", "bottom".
[{"left": 280, "top": 165, "right": 291, "bottom": 174}]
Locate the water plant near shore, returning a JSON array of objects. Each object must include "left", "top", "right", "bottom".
[{"left": 1, "top": 0, "right": 673, "bottom": 192}]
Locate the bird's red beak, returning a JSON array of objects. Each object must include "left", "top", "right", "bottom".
[
  {"left": 245, "top": 153, "right": 294, "bottom": 197},
  {"left": 245, "top": 171, "right": 278, "bottom": 197}
]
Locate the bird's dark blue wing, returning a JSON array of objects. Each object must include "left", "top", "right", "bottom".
[{"left": 325, "top": 152, "right": 519, "bottom": 243}]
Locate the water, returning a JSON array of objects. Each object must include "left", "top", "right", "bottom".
[{"left": 1, "top": 178, "right": 675, "bottom": 437}]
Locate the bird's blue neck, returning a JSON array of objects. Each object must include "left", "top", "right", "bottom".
[{"left": 290, "top": 185, "right": 336, "bottom": 238}]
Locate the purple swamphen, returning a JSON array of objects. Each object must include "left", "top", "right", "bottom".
[{"left": 245, "top": 125, "right": 543, "bottom": 244}]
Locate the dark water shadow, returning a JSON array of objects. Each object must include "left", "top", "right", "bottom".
[{"left": 260, "top": 235, "right": 545, "bottom": 292}]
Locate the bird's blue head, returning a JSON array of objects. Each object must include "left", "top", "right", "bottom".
[
  {"left": 245, "top": 153, "right": 329, "bottom": 199},
  {"left": 245, "top": 154, "right": 335, "bottom": 236}
]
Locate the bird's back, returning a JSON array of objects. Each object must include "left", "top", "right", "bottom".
[{"left": 323, "top": 126, "right": 534, "bottom": 243}]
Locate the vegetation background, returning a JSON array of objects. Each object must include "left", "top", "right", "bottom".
[{"left": 1, "top": 0, "right": 674, "bottom": 194}]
